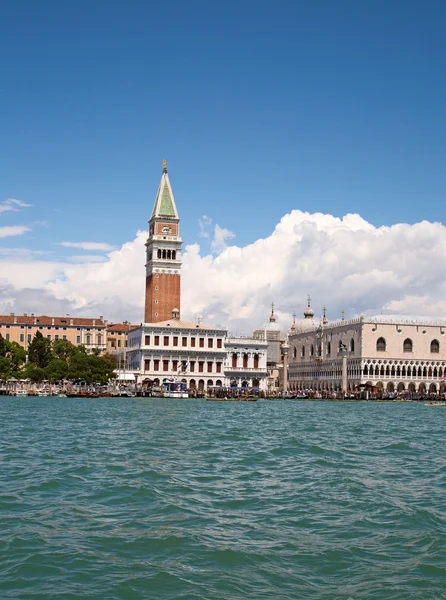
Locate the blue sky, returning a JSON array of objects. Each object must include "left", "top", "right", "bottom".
[{"left": 1, "top": 0, "right": 445, "bottom": 260}]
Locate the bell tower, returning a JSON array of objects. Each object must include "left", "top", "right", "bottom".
[{"left": 144, "top": 161, "right": 182, "bottom": 323}]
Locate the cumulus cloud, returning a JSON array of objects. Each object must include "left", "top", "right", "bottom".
[
  {"left": 59, "top": 241, "right": 115, "bottom": 251},
  {"left": 210, "top": 224, "right": 236, "bottom": 254},
  {"left": 1, "top": 210, "right": 446, "bottom": 332},
  {"left": 0, "top": 198, "right": 32, "bottom": 214},
  {"left": 0, "top": 225, "right": 31, "bottom": 238}
]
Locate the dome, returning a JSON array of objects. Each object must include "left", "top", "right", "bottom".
[
  {"left": 303, "top": 306, "right": 314, "bottom": 318},
  {"left": 265, "top": 304, "right": 280, "bottom": 332},
  {"left": 296, "top": 297, "right": 316, "bottom": 331}
]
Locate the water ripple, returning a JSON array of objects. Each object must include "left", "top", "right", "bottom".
[{"left": 0, "top": 397, "right": 445, "bottom": 599}]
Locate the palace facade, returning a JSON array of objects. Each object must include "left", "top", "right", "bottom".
[
  {"left": 0, "top": 313, "right": 107, "bottom": 354},
  {"left": 288, "top": 309, "right": 446, "bottom": 395}
]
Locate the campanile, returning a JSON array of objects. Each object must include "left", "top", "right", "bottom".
[{"left": 144, "top": 161, "right": 182, "bottom": 323}]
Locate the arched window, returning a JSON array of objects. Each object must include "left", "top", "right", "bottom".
[
  {"left": 431, "top": 339, "right": 440, "bottom": 353},
  {"left": 232, "top": 353, "right": 237, "bottom": 368},
  {"left": 403, "top": 338, "right": 413, "bottom": 353},
  {"left": 172, "top": 250, "right": 176, "bottom": 260},
  {"left": 293, "top": 347, "right": 297, "bottom": 359},
  {"left": 350, "top": 338, "right": 355, "bottom": 352},
  {"left": 157, "top": 249, "right": 161, "bottom": 258},
  {"left": 97, "top": 334, "right": 102, "bottom": 345},
  {"left": 167, "top": 250, "right": 171, "bottom": 259},
  {"left": 338, "top": 340, "right": 344, "bottom": 352},
  {"left": 376, "top": 337, "right": 386, "bottom": 352},
  {"left": 243, "top": 353, "right": 248, "bottom": 368},
  {"left": 310, "top": 345, "right": 314, "bottom": 357},
  {"left": 363, "top": 365, "right": 368, "bottom": 376},
  {"left": 301, "top": 346, "right": 305, "bottom": 357},
  {"left": 162, "top": 249, "right": 167, "bottom": 259},
  {"left": 317, "top": 344, "right": 322, "bottom": 357},
  {"left": 327, "top": 342, "right": 331, "bottom": 356}
]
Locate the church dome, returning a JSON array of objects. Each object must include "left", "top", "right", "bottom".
[
  {"left": 265, "top": 304, "right": 280, "bottom": 332},
  {"left": 297, "top": 297, "right": 316, "bottom": 331}
]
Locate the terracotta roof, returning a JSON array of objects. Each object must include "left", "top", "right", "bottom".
[
  {"left": 107, "top": 323, "right": 138, "bottom": 333},
  {"left": 0, "top": 314, "right": 106, "bottom": 327},
  {"left": 141, "top": 319, "right": 227, "bottom": 332}
]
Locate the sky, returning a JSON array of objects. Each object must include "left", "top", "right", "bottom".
[{"left": 1, "top": 0, "right": 446, "bottom": 332}]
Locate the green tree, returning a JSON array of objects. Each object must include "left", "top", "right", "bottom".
[
  {"left": 45, "top": 359, "right": 69, "bottom": 383},
  {"left": 52, "top": 339, "right": 82, "bottom": 362},
  {"left": 0, "top": 334, "right": 7, "bottom": 358},
  {"left": 24, "top": 365, "right": 46, "bottom": 383},
  {"left": 28, "top": 331, "right": 52, "bottom": 368},
  {"left": 7, "top": 341, "right": 26, "bottom": 369},
  {"left": 0, "top": 356, "right": 13, "bottom": 380}
]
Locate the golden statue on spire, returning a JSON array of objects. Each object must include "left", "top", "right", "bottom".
[{"left": 162, "top": 159, "right": 167, "bottom": 171}]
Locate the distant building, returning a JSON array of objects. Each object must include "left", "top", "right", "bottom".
[
  {"left": 106, "top": 321, "right": 138, "bottom": 365},
  {"left": 128, "top": 312, "right": 228, "bottom": 392},
  {"left": 288, "top": 312, "right": 446, "bottom": 395},
  {"left": 253, "top": 304, "right": 285, "bottom": 394},
  {"left": 225, "top": 336, "right": 268, "bottom": 390},
  {"left": 127, "top": 162, "right": 268, "bottom": 392},
  {"left": 144, "top": 160, "right": 182, "bottom": 323},
  {"left": 0, "top": 313, "right": 107, "bottom": 354}
]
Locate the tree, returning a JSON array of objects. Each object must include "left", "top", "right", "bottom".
[
  {"left": 7, "top": 341, "right": 26, "bottom": 369},
  {"left": 52, "top": 339, "right": 82, "bottom": 362},
  {"left": 45, "top": 359, "right": 68, "bottom": 383},
  {"left": 0, "top": 334, "right": 7, "bottom": 358},
  {"left": 0, "top": 356, "right": 13, "bottom": 380},
  {"left": 28, "top": 331, "right": 52, "bottom": 368}
]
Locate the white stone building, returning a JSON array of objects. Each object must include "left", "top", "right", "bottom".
[
  {"left": 288, "top": 312, "right": 446, "bottom": 396},
  {"left": 127, "top": 313, "right": 268, "bottom": 392},
  {"left": 224, "top": 336, "right": 268, "bottom": 390},
  {"left": 127, "top": 313, "right": 227, "bottom": 392}
]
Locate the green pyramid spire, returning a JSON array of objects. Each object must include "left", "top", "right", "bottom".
[
  {"left": 150, "top": 161, "right": 179, "bottom": 220},
  {"left": 159, "top": 183, "right": 175, "bottom": 217}
]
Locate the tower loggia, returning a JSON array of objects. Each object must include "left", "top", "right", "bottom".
[{"left": 144, "top": 161, "right": 182, "bottom": 323}]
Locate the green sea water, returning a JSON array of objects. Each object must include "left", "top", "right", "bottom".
[{"left": 0, "top": 397, "right": 445, "bottom": 600}]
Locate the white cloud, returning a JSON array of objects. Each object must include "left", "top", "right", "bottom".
[
  {"left": 1, "top": 210, "right": 446, "bottom": 332},
  {"left": 210, "top": 224, "right": 236, "bottom": 253},
  {"left": 0, "top": 225, "right": 31, "bottom": 238},
  {"left": 68, "top": 255, "right": 108, "bottom": 263},
  {"left": 59, "top": 241, "right": 115, "bottom": 251},
  {"left": 0, "top": 198, "right": 32, "bottom": 214},
  {"left": 198, "top": 215, "right": 213, "bottom": 239}
]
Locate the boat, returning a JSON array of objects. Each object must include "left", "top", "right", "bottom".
[
  {"left": 15, "top": 391, "right": 28, "bottom": 397},
  {"left": 162, "top": 379, "right": 189, "bottom": 398},
  {"left": 424, "top": 402, "right": 446, "bottom": 407}
]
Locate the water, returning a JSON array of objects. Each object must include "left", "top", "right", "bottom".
[{"left": 1, "top": 397, "right": 445, "bottom": 600}]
